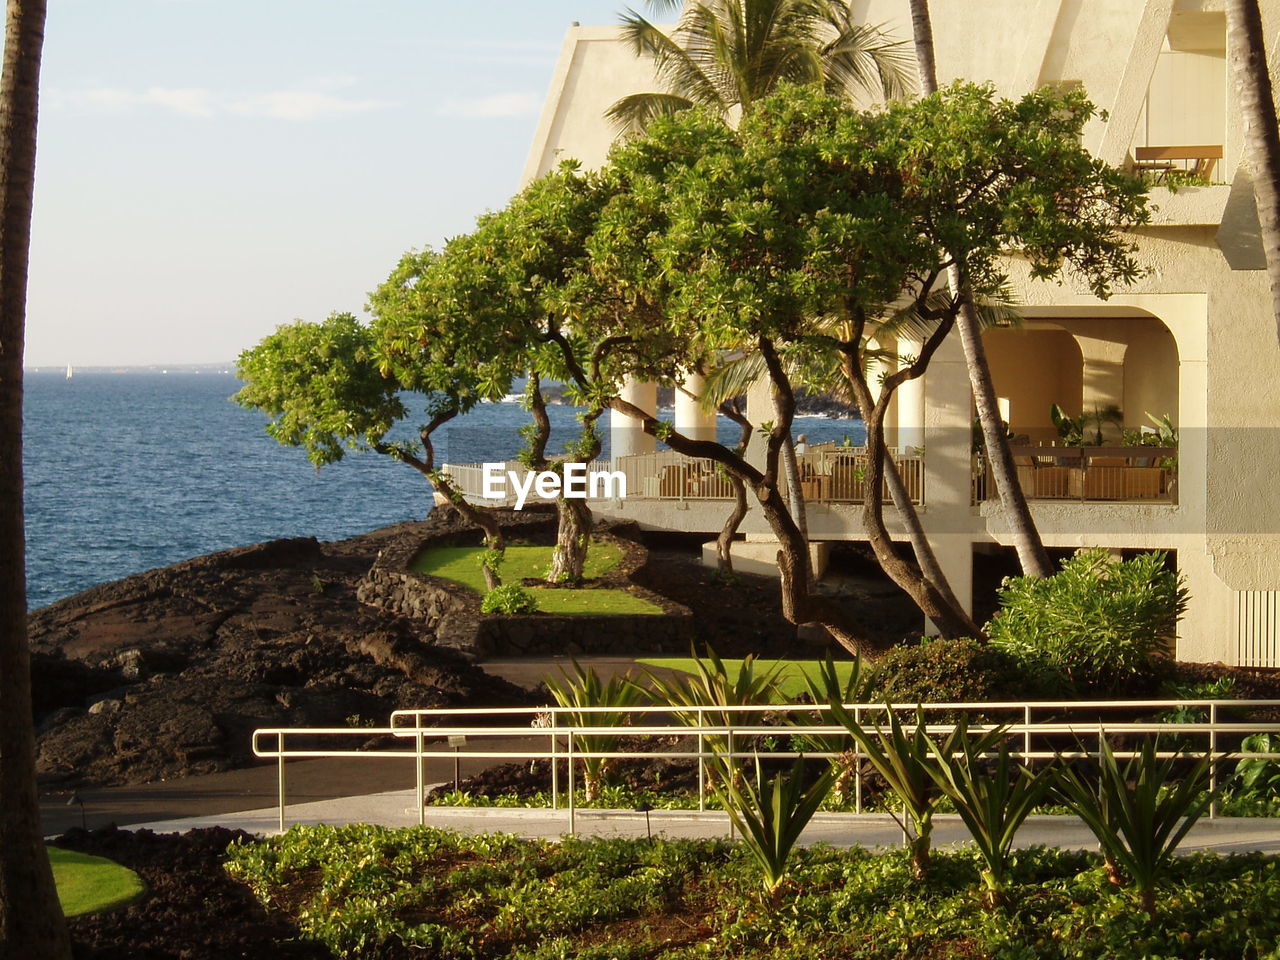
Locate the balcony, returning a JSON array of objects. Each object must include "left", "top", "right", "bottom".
[
  {"left": 441, "top": 446, "right": 925, "bottom": 508},
  {"left": 973, "top": 445, "right": 1177, "bottom": 505}
]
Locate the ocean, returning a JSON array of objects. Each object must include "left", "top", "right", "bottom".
[{"left": 22, "top": 371, "right": 864, "bottom": 609}]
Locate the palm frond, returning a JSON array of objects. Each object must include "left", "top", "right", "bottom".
[
  {"left": 642, "top": 0, "right": 686, "bottom": 14},
  {"left": 702, "top": 352, "right": 765, "bottom": 409},
  {"left": 818, "top": 15, "right": 916, "bottom": 101},
  {"left": 619, "top": 8, "right": 727, "bottom": 112},
  {"left": 605, "top": 92, "right": 697, "bottom": 136}
]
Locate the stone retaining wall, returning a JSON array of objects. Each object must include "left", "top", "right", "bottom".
[{"left": 357, "top": 509, "right": 693, "bottom": 659}]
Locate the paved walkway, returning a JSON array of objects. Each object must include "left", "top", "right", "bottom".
[{"left": 123, "top": 787, "right": 1280, "bottom": 856}]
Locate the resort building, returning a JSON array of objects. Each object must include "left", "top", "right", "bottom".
[{"left": 452, "top": 0, "right": 1280, "bottom": 666}]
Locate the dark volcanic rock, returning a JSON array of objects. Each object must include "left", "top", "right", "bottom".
[{"left": 31, "top": 516, "right": 536, "bottom": 789}]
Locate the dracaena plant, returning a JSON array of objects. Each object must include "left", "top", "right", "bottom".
[
  {"left": 925, "top": 719, "right": 1060, "bottom": 909},
  {"left": 545, "top": 660, "right": 651, "bottom": 801},
  {"left": 640, "top": 645, "right": 783, "bottom": 743},
  {"left": 641, "top": 646, "right": 784, "bottom": 798},
  {"left": 710, "top": 753, "right": 836, "bottom": 900},
  {"left": 813, "top": 657, "right": 952, "bottom": 879},
  {"left": 795, "top": 654, "right": 874, "bottom": 806},
  {"left": 1055, "top": 735, "right": 1215, "bottom": 918}
]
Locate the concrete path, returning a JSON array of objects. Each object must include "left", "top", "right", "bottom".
[{"left": 125, "top": 787, "right": 1280, "bottom": 856}]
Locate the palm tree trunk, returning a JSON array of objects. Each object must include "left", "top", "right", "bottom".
[
  {"left": 1227, "top": 0, "right": 1280, "bottom": 342},
  {"left": 0, "top": 1, "right": 71, "bottom": 956},
  {"left": 955, "top": 290, "right": 1053, "bottom": 577},
  {"left": 906, "top": 0, "right": 1053, "bottom": 578}
]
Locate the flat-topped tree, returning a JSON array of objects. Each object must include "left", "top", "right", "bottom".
[
  {"left": 371, "top": 168, "right": 612, "bottom": 584},
  {"left": 234, "top": 311, "right": 513, "bottom": 589},
  {"left": 581, "top": 83, "right": 1147, "bottom": 653}
]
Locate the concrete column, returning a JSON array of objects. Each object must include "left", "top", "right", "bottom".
[
  {"left": 866, "top": 339, "right": 898, "bottom": 447},
  {"left": 919, "top": 331, "right": 977, "bottom": 635},
  {"left": 674, "top": 373, "right": 717, "bottom": 441},
  {"left": 923, "top": 535, "right": 974, "bottom": 635},
  {"left": 610, "top": 379, "right": 658, "bottom": 459},
  {"left": 743, "top": 377, "right": 773, "bottom": 471},
  {"left": 896, "top": 337, "right": 925, "bottom": 452}
]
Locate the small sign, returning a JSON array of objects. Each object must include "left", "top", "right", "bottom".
[{"left": 448, "top": 735, "right": 467, "bottom": 747}]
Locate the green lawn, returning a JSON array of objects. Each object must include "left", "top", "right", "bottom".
[
  {"left": 411, "top": 542, "right": 663, "bottom": 615},
  {"left": 637, "top": 657, "right": 861, "bottom": 701},
  {"left": 47, "top": 846, "right": 146, "bottom": 918}
]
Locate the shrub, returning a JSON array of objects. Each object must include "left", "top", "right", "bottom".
[
  {"left": 987, "top": 549, "right": 1188, "bottom": 696},
  {"left": 481, "top": 583, "right": 539, "bottom": 615},
  {"left": 869, "top": 635, "right": 1054, "bottom": 704}
]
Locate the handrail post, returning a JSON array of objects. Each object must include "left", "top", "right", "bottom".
[
  {"left": 727, "top": 727, "right": 736, "bottom": 840},
  {"left": 697, "top": 706, "right": 706, "bottom": 813},
  {"left": 416, "top": 715, "right": 425, "bottom": 828},
  {"left": 277, "top": 731, "right": 286, "bottom": 833},
  {"left": 567, "top": 732, "right": 576, "bottom": 837},
  {"left": 550, "top": 713, "right": 559, "bottom": 811},
  {"left": 1023, "top": 705, "right": 1032, "bottom": 759},
  {"left": 854, "top": 706, "right": 863, "bottom": 815},
  {"left": 1210, "top": 702, "right": 1218, "bottom": 820}
]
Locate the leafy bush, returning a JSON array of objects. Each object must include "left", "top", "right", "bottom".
[
  {"left": 869, "top": 635, "right": 1055, "bottom": 704},
  {"left": 480, "top": 583, "right": 539, "bottom": 614},
  {"left": 226, "top": 825, "right": 1280, "bottom": 959},
  {"left": 987, "top": 549, "right": 1188, "bottom": 696},
  {"left": 1232, "top": 732, "right": 1280, "bottom": 799}
]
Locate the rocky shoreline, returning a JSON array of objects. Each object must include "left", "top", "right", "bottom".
[{"left": 30, "top": 508, "right": 886, "bottom": 792}]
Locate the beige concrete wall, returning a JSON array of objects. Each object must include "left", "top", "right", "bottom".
[
  {"left": 984, "top": 328, "right": 1083, "bottom": 437},
  {"left": 1122, "top": 321, "right": 1180, "bottom": 428},
  {"left": 1137, "top": 49, "right": 1227, "bottom": 159}
]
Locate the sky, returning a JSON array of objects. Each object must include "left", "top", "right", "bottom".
[{"left": 24, "top": 0, "right": 636, "bottom": 368}]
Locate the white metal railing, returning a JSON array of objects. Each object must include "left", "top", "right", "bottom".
[
  {"left": 440, "top": 460, "right": 613, "bottom": 508},
  {"left": 251, "top": 699, "right": 1280, "bottom": 833},
  {"left": 440, "top": 449, "right": 926, "bottom": 507}
]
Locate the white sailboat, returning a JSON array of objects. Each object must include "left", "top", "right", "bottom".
[{"left": 65, "top": 364, "right": 73, "bottom": 380}]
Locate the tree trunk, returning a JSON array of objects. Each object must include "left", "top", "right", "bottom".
[
  {"left": 1227, "top": 0, "right": 1280, "bottom": 342},
  {"left": 548, "top": 496, "right": 593, "bottom": 583},
  {"left": 838, "top": 315, "right": 980, "bottom": 635},
  {"left": 716, "top": 476, "right": 749, "bottom": 575},
  {"left": 715, "top": 399, "right": 754, "bottom": 576},
  {"left": 0, "top": 1, "right": 71, "bottom": 956},
  {"left": 781, "top": 433, "right": 811, "bottom": 587},
  {"left": 908, "top": 831, "right": 931, "bottom": 881},
  {"left": 604, "top": 393, "right": 879, "bottom": 658},
  {"left": 399, "top": 413, "right": 506, "bottom": 590},
  {"left": 907, "top": 0, "right": 1053, "bottom": 578}
]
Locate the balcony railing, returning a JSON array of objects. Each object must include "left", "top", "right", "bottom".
[
  {"left": 441, "top": 447, "right": 925, "bottom": 507},
  {"left": 973, "top": 445, "right": 1177, "bottom": 505}
]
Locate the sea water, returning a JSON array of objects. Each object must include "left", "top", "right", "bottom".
[{"left": 22, "top": 371, "right": 863, "bottom": 609}]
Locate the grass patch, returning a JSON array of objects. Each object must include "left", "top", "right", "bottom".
[
  {"left": 412, "top": 542, "right": 663, "bottom": 616},
  {"left": 638, "top": 657, "right": 860, "bottom": 701},
  {"left": 225, "top": 824, "right": 1280, "bottom": 959},
  {"left": 528, "top": 588, "right": 662, "bottom": 615},
  {"left": 48, "top": 846, "right": 146, "bottom": 918}
]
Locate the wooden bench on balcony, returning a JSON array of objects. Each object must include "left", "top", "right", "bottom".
[{"left": 1133, "top": 144, "right": 1222, "bottom": 183}]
